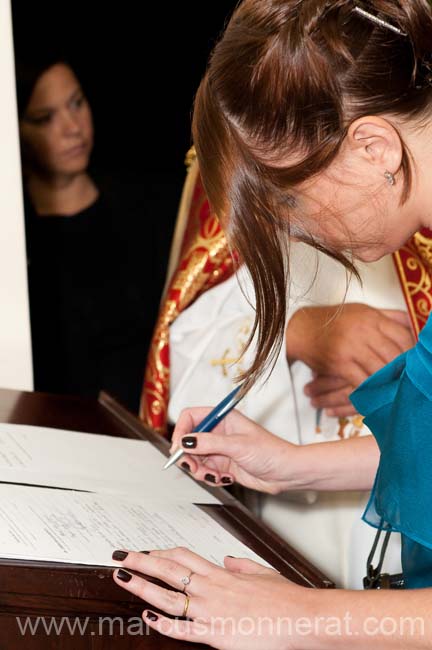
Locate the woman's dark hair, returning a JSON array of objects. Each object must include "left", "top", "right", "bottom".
[
  {"left": 15, "top": 53, "right": 72, "bottom": 118},
  {"left": 192, "top": 0, "right": 432, "bottom": 387}
]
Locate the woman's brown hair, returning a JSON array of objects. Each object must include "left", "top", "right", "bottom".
[{"left": 192, "top": 0, "right": 432, "bottom": 388}]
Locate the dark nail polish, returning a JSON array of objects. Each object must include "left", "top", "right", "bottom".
[
  {"left": 139, "top": 551, "right": 150, "bottom": 555},
  {"left": 181, "top": 462, "right": 191, "bottom": 472},
  {"left": 117, "top": 569, "right": 132, "bottom": 583},
  {"left": 112, "top": 550, "right": 128, "bottom": 561},
  {"left": 221, "top": 476, "right": 233, "bottom": 485},
  {"left": 146, "top": 611, "right": 159, "bottom": 622},
  {"left": 205, "top": 473, "right": 216, "bottom": 483},
  {"left": 226, "top": 555, "right": 236, "bottom": 558},
  {"left": 182, "top": 436, "right": 197, "bottom": 449}
]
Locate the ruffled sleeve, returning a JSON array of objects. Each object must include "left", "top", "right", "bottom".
[{"left": 351, "top": 313, "right": 432, "bottom": 551}]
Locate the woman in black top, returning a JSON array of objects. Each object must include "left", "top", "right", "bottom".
[{"left": 17, "top": 57, "right": 161, "bottom": 412}]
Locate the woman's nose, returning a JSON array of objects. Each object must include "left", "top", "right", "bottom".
[{"left": 61, "top": 110, "right": 81, "bottom": 136}]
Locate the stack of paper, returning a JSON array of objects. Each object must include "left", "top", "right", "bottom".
[
  {"left": 0, "top": 424, "right": 272, "bottom": 569},
  {"left": 0, "top": 423, "right": 219, "bottom": 503}
]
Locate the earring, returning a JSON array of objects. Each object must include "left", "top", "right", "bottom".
[{"left": 384, "top": 171, "right": 395, "bottom": 186}]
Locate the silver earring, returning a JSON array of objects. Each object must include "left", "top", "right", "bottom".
[{"left": 384, "top": 171, "right": 395, "bottom": 186}]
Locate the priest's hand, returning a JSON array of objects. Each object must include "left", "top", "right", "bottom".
[
  {"left": 286, "top": 303, "right": 414, "bottom": 415},
  {"left": 303, "top": 373, "right": 357, "bottom": 418},
  {"left": 169, "top": 408, "right": 300, "bottom": 494}
]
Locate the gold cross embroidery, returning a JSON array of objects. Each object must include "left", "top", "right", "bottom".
[{"left": 210, "top": 349, "right": 240, "bottom": 377}]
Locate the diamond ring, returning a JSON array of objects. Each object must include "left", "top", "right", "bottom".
[{"left": 181, "top": 571, "right": 194, "bottom": 592}]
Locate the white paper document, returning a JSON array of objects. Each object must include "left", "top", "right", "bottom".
[
  {"left": 0, "top": 484, "right": 271, "bottom": 568},
  {"left": 0, "top": 423, "right": 219, "bottom": 504}
]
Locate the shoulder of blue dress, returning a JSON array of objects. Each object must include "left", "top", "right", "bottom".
[{"left": 350, "top": 351, "right": 407, "bottom": 417}]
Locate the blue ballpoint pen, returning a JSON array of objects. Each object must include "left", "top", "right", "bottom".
[{"left": 162, "top": 385, "right": 244, "bottom": 470}]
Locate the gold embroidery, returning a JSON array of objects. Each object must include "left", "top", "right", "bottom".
[
  {"left": 211, "top": 349, "right": 240, "bottom": 377},
  {"left": 348, "top": 414, "right": 364, "bottom": 439},
  {"left": 210, "top": 318, "right": 251, "bottom": 379},
  {"left": 184, "top": 146, "right": 197, "bottom": 171},
  {"left": 337, "top": 417, "right": 350, "bottom": 439},
  {"left": 140, "top": 164, "right": 235, "bottom": 433},
  {"left": 393, "top": 237, "right": 432, "bottom": 338},
  {"left": 413, "top": 231, "right": 432, "bottom": 269}
]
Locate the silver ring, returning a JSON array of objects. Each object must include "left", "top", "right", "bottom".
[{"left": 181, "top": 571, "right": 194, "bottom": 592}]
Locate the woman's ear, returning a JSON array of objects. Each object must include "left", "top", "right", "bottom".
[{"left": 346, "top": 115, "right": 403, "bottom": 176}]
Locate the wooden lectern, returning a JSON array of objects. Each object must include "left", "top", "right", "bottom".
[{"left": 0, "top": 388, "right": 333, "bottom": 649}]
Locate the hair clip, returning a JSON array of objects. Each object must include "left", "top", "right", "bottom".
[{"left": 353, "top": 6, "right": 407, "bottom": 37}]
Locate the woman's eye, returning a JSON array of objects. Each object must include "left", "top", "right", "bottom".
[
  {"left": 27, "top": 114, "right": 52, "bottom": 126},
  {"left": 70, "top": 96, "right": 85, "bottom": 110}
]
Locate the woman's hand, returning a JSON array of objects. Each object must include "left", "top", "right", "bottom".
[
  {"left": 113, "top": 548, "right": 432, "bottom": 649},
  {"left": 112, "top": 547, "right": 307, "bottom": 650},
  {"left": 170, "top": 408, "right": 299, "bottom": 494}
]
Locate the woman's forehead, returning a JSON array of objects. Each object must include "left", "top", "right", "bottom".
[{"left": 26, "top": 64, "right": 80, "bottom": 112}]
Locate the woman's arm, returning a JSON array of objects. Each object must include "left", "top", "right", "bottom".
[
  {"left": 170, "top": 408, "right": 379, "bottom": 493},
  {"left": 305, "top": 584, "right": 432, "bottom": 649},
  {"left": 291, "top": 435, "right": 379, "bottom": 492}
]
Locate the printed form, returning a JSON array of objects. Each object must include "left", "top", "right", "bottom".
[
  {"left": 0, "top": 423, "right": 219, "bottom": 503},
  {"left": 0, "top": 424, "right": 272, "bottom": 569}
]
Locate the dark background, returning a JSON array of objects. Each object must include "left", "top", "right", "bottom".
[
  {"left": 11, "top": 1, "right": 237, "bottom": 238},
  {"left": 10, "top": 2, "right": 237, "bottom": 410}
]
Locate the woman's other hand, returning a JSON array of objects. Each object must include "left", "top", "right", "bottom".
[{"left": 112, "top": 547, "right": 306, "bottom": 650}]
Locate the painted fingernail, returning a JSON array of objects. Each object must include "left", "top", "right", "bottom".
[
  {"left": 182, "top": 436, "right": 197, "bottom": 449},
  {"left": 112, "top": 550, "right": 128, "bottom": 561},
  {"left": 117, "top": 569, "right": 132, "bottom": 583},
  {"left": 181, "top": 462, "right": 191, "bottom": 472},
  {"left": 221, "top": 476, "right": 233, "bottom": 484},
  {"left": 139, "top": 551, "right": 151, "bottom": 555},
  {"left": 146, "top": 611, "right": 159, "bottom": 622},
  {"left": 205, "top": 473, "right": 216, "bottom": 483}
]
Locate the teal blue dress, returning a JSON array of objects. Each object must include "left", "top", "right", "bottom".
[{"left": 351, "top": 312, "right": 432, "bottom": 589}]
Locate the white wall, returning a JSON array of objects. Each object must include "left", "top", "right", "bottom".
[{"left": 0, "top": 0, "right": 33, "bottom": 390}]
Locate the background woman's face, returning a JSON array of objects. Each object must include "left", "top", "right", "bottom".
[{"left": 20, "top": 63, "right": 94, "bottom": 177}]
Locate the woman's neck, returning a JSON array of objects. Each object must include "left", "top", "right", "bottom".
[{"left": 26, "top": 172, "right": 99, "bottom": 217}]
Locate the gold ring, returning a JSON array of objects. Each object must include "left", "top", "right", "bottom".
[
  {"left": 181, "top": 571, "right": 194, "bottom": 592},
  {"left": 182, "top": 594, "right": 190, "bottom": 618}
]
